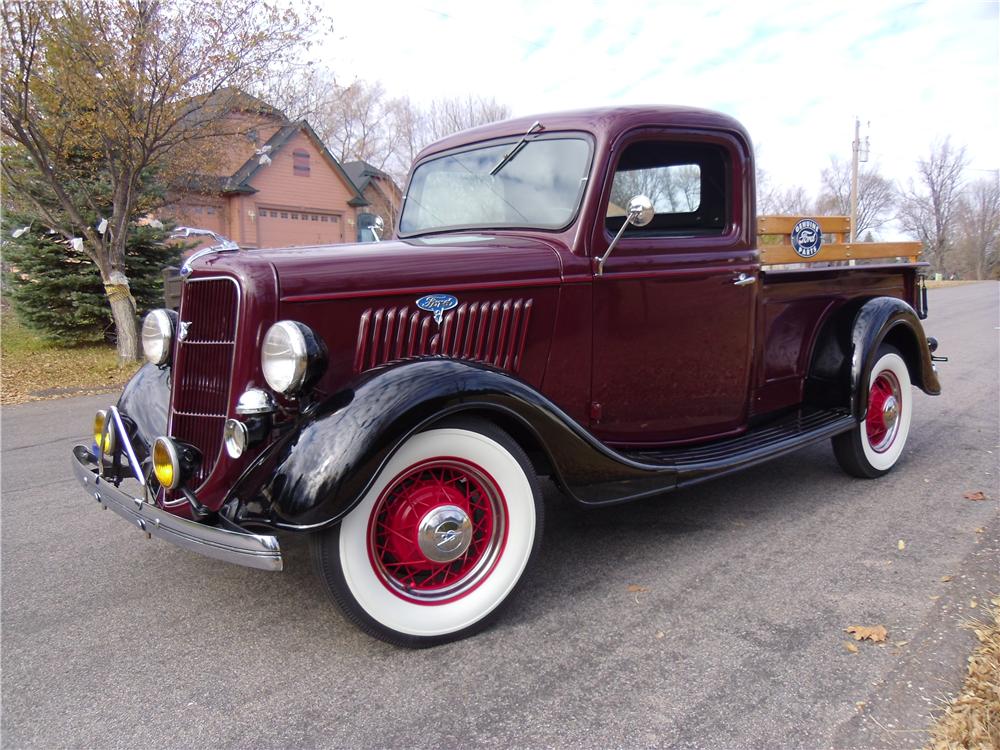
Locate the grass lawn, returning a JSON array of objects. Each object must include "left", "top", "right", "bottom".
[{"left": 1, "top": 309, "right": 139, "bottom": 405}]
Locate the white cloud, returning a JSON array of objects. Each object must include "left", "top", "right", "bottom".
[{"left": 321, "top": 0, "right": 999, "bottom": 195}]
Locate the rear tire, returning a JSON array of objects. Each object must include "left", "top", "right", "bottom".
[
  {"left": 833, "top": 345, "right": 912, "bottom": 478},
  {"left": 311, "top": 417, "right": 543, "bottom": 647}
]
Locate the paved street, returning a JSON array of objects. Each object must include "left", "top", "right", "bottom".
[{"left": 2, "top": 282, "right": 997, "bottom": 750}]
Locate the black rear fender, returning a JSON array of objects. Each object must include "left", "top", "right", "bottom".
[{"left": 806, "top": 297, "right": 940, "bottom": 420}]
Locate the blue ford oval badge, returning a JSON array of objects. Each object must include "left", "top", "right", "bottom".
[
  {"left": 416, "top": 293, "right": 458, "bottom": 325},
  {"left": 791, "top": 218, "right": 822, "bottom": 258}
]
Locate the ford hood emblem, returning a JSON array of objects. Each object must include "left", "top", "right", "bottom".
[{"left": 416, "top": 293, "right": 458, "bottom": 325}]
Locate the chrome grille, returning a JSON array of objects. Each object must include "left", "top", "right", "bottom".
[{"left": 170, "top": 276, "right": 239, "bottom": 487}]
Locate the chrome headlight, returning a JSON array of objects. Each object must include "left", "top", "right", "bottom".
[
  {"left": 223, "top": 419, "right": 248, "bottom": 458},
  {"left": 261, "top": 321, "right": 326, "bottom": 394},
  {"left": 141, "top": 309, "right": 177, "bottom": 366}
]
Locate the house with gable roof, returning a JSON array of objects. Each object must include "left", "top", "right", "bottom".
[
  {"left": 164, "top": 91, "right": 368, "bottom": 249},
  {"left": 342, "top": 160, "right": 403, "bottom": 240}
]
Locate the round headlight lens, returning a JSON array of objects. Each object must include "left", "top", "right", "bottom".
[
  {"left": 93, "top": 410, "right": 115, "bottom": 454},
  {"left": 261, "top": 321, "right": 310, "bottom": 393},
  {"left": 141, "top": 309, "right": 176, "bottom": 366},
  {"left": 223, "top": 419, "right": 248, "bottom": 459},
  {"left": 152, "top": 437, "right": 180, "bottom": 489}
]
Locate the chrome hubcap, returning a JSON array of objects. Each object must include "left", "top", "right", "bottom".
[
  {"left": 417, "top": 505, "right": 473, "bottom": 563},
  {"left": 867, "top": 371, "right": 903, "bottom": 453},
  {"left": 882, "top": 395, "right": 899, "bottom": 432}
]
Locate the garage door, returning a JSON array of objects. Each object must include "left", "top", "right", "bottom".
[{"left": 258, "top": 208, "right": 344, "bottom": 247}]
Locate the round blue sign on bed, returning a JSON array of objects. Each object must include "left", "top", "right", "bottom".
[{"left": 791, "top": 219, "right": 823, "bottom": 258}]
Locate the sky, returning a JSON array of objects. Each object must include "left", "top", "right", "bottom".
[{"left": 321, "top": 0, "right": 999, "bottom": 200}]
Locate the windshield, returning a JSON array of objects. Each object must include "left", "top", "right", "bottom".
[{"left": 399, "top": 136, "right": 592, "bottom": 235}]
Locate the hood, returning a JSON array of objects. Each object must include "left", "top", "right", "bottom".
[{"left": 212, "top": 234, "right": 566, "bottom": 300}]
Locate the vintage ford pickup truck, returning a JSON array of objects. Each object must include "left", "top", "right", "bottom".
[{"left": 72, "top": 106, "right": 943, "bottom": 647}]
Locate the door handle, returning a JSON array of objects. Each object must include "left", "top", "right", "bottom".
[{"left": 733, "top": 273, "right": 756, "bottom": 286}]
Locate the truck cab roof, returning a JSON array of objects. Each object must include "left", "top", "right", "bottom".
[{"left": 417, "top": 105, "right": 753, "bottom": 161}]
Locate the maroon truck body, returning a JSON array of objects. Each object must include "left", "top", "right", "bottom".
[{"left": 73, "top": 106, "right": 941, "bottom": 646}]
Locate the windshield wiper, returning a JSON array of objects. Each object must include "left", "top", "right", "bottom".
[{"left": 489, "top": 121, "right": 543, "bottom": 176}]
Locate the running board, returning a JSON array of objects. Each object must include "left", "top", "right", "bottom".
[{"left": 622, "top": 408, "right": 856, "bottom": 488}]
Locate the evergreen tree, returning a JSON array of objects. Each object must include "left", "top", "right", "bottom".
[{"left": 2, "top": 211, "right": 181, "bottom": 344}]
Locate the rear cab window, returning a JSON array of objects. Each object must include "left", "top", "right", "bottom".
[{"left": 605, "top": 140, "right": 731, "bottom": 239}]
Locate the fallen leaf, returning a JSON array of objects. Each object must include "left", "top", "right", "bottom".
[
  {"left": 894, "top": 640, "right": 909, "bottom": 647},
  {"left": 655, "top": 630, "right": 665, "bottom": 640},
  {"left": 963, "top": 490, "right": 987, "bottom": 501},
  {"left": 846, "top": 625, "right": 888, "bottom": 643},
  {"left": 855, "top": 701, "right": 867, "bottom": 711},
  {"left": 970, "top": 599, "right": 978, "bottom": 608},
  {"left": 930, "top": 595, "right": 941, "bottom": 601},
  {"left": 975, "top": 527, "right": 985, "bottom": 534},
  {"left": 626, "top": 584, "right": 649, "bottom": 593},
  {"left": 897, "top": 539, "right": 906, "bottom": 550},
  {"left": 844, "top": 641, "right": 859, "bottom": 654},
  {"left": 941, "top": 575, "right": 953, "bottom": 582}
]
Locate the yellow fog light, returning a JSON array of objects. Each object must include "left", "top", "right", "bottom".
[
  {"left": 93, "top": 410, "right": 115, "bottom": 454},
  {"left": 152, "top": 437, "right": 181, "bottom": 490}
]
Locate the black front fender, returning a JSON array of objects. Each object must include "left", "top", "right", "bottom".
[
  {"left": 850, "top": 297, "right": 941, "bottom": 420},
  {"left": 263, "top": 359, "right": 676, "bottom": 529},
  {"left": 116, "top": 363, "right": 171, "bottom": 456}
]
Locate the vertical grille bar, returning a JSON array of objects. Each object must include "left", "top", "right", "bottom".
[{"left": 353, "top": 298, "right": 532, "bottom": 375}]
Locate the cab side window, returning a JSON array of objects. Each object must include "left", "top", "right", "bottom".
[{"left": 606, "top": 141, "right": 729, "bottom": 237}]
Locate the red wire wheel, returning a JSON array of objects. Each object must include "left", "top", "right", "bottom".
[
  {"left": 865, "top": 370, "right": 902, "bottom": 453},
  {"left": 367, "top": 458, "right": 508, "bottom": 604}
]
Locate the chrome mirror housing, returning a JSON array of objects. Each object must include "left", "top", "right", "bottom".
[
  {"left": 370, "top": 215, "right": 385, "bottom": 242},
  {"left": 626, "top": 195, "right": 655, "bottom": 227},
  {"left": 596, "top": 194, "right": 655, "bottom": 275}
]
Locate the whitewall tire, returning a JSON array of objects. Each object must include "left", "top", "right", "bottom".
[
  {"left": 311, "top": 417, "right": 543, "bottom": 647},
  {"left": 833, "top": 346, "right": 913, "bottom": 478}
]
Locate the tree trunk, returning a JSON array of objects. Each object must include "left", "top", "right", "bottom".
[{"left": 104, "top": 273, "right": 140, "bottom": 364}]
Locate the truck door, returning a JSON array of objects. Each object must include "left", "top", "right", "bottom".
[{"left": 590, "top": 131, "right": 758, "bottom": 445}]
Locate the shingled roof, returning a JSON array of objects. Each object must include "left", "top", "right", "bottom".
[{"left": 223, "top": 121, "right": 368, "bottom": 207}]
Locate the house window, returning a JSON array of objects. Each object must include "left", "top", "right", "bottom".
[
  {"left": 320, "top": 215, "right": 328, "bottom": 222},
  {"left": 280, "top": 212, "right": 288, "bottom": 218},
  {"left": 206, "top": 206, "right": 216, "bottom": 215},
  {"left": 293, "top": 150, "right": 310, "bottom": 176},
  {"left": 311, "top": 214, "right": 319, "bottom": 221},
  {"left": 290, "top": 213, "right": 299, "bottom": 220}
]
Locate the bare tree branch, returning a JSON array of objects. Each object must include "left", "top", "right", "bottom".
[{"left": 897, "top": 138, "right": 969, "bottom": 273}]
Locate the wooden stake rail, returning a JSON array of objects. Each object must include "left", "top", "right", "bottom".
[{"left": 758, "top": 215, "right": 922, "bottom": 266}]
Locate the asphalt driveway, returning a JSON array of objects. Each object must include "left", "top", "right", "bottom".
[{"left": 2, "top": 282, "right": 997, "bottom": 749}]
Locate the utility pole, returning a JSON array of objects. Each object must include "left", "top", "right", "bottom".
[{"left": 850, "top": 118, "right": 870, "bottom": 243}]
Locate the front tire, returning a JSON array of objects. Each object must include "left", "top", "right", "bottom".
[
  {"left": 833, "top": 346, "right": 913, "bottom": 478},
  {"left": 311, "top": 418, "right": 543, "bottom": 647}
]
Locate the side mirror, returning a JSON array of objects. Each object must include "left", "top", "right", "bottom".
[
  {"left": 369, "top": 215, "right": 385, "bottom": 242},
  {"left": 596, "top": 195, "right": 653, "bottom": 275}
]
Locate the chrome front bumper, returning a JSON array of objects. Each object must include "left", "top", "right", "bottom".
[{"left": 71, "top": 444, "right": 283, "bottom": 571}]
